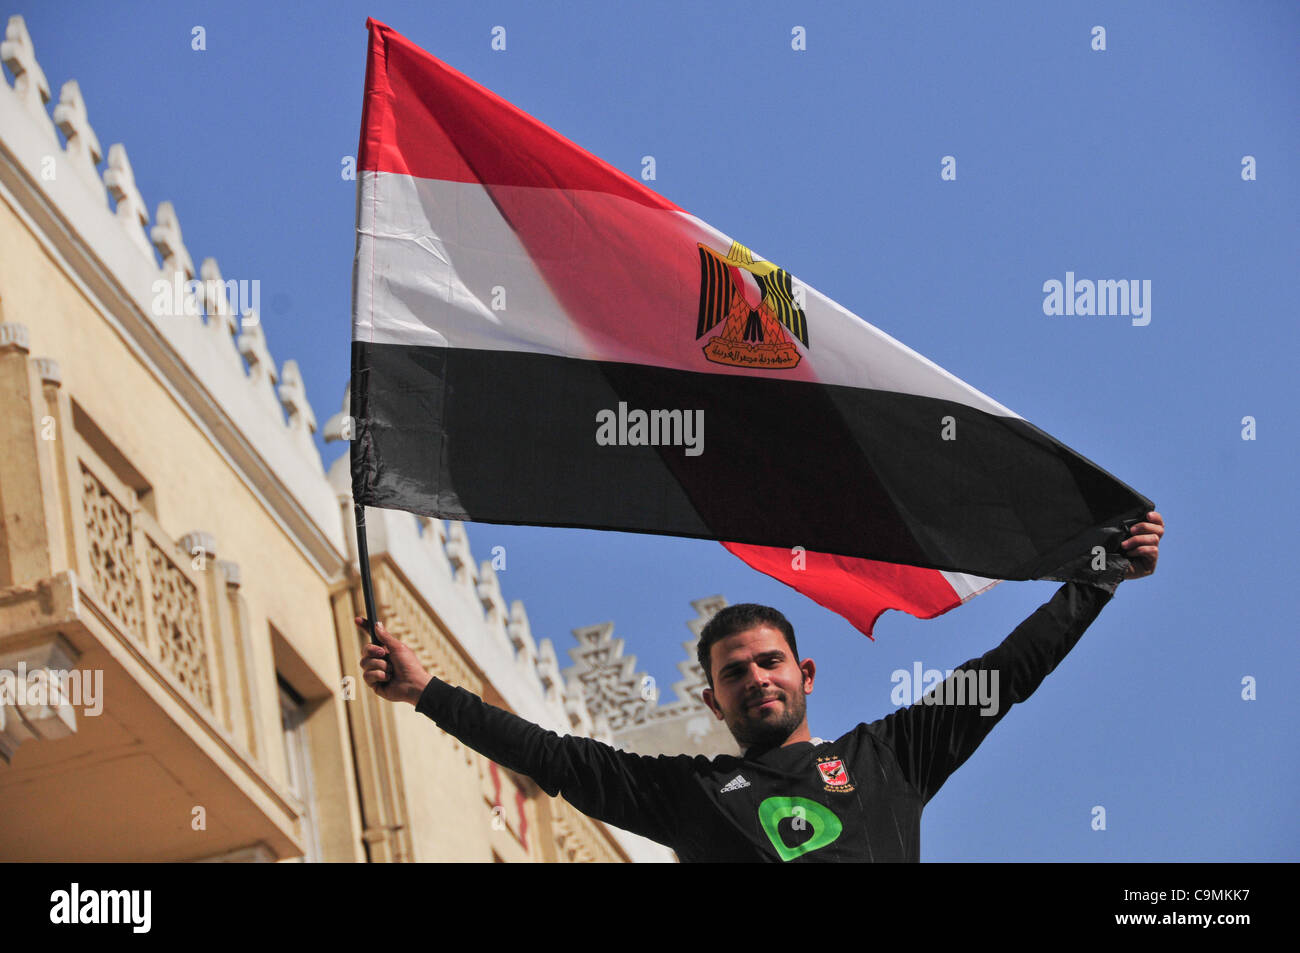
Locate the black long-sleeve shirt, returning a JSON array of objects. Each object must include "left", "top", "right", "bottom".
[{"left": 415, "top": 578, "right": 1120, "bottom": 861}]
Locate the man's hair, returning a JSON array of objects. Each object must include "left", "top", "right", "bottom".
[{"left": 697, "top": 604, "right": 798, "bottom": 688}]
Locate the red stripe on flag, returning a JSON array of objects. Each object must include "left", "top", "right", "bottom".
[
  {"left": 722, "top": 542, "right": 964, "bottom": 639},
  {"left": 360, "top": 19, "right": 679, "bottom": 210}
]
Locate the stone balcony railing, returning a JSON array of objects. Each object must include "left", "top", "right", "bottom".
[
  {"left": 72, "top": 439, "right": 261, "bottom": 763},
  {"left": 0, "top": 320, "right": 263, "bottom": 765},
  {"left": 78, "top": 452, "right": 213, "bottom": 717}
]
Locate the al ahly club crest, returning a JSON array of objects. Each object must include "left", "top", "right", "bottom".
[
  {"left": 816, "top": 756, "right": 854, "bottom": 793},
  {"left": 696, "top": 241, "right": 809, "bottom": 369}
]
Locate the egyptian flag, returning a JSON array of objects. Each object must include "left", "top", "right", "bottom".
[{"left": 350, "top": 20, "right": 1152, "bottom": 637}]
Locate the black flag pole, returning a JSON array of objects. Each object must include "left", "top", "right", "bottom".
[
  {"left": 353, "top": 499, "right": 397, "bottom": 686},
  {"left": 354, "top": 502, "right": 380, "bottom": 645},
  {"left": 354, "top": 501, "right": 396, "bottom": 685}
]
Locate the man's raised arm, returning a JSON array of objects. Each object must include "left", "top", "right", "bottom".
[
  {"left": 358, "top": 619, "right": 694, "bottom": 849},
  {"left": 866, "top": 511, "right": 1164, "bottom": 805}
]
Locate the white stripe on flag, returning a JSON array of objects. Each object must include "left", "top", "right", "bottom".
[{"left": 353, "top": 170, "right": 1022, "bottom": 418}]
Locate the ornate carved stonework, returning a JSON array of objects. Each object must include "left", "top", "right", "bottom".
[
  {"left": 563, "top": 622, "right": 652, "bottom": 732},
  {"left": 80, "top": 464, "right": 143, "bottom": 641},
  {"left": 551, "top": 797, "right": 622, "bottom": 863},
  {"left": 564, "top": 596, "right": 727, "bottom": 734},
  {"left": 374, "top": 564, "right": 480, "bottom": 694},
  {"left": 147, "top": 538, "right": 210, "bottom": 708}
]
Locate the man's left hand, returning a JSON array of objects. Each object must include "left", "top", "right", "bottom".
[{"left": 1120, "top": 510, "right": 1164, "bottom": 580}]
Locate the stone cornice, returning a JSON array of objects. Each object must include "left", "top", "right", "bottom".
[{"left": 0, "top": 25, "right": 346, "bottom": 580}]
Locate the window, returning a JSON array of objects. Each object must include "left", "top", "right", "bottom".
[
  {"left": 72, "top": 399, "right": 155, "bottom": 516},
  {"left": 278, "top": 676, "right": 322, "bottom": 863}
]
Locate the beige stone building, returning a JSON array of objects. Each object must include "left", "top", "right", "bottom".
[{"left": 0, "top": 14, "right": 735, "bottom": 863}]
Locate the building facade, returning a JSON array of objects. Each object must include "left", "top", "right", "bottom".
[{"left": 0, "top": 14, "right": 735, "bottom": 863}]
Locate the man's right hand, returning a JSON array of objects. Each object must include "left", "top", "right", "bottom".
[{"left": 357, "top": 617, "right": 433, "bottom": 706}]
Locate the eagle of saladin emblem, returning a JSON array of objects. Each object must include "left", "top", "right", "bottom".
[{"left": 696, "top": 241, "right": 809, "bottom": 369}]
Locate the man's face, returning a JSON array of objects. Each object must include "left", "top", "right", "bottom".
[{"left": 701, "top": 624, "right": 815, "bottom": 751}]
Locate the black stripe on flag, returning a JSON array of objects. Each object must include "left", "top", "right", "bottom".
[{"left": 350, "top": 341, "right": 1150, "bottom": 581}]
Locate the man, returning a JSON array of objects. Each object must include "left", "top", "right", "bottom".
[{"left": 360, "top": 512, "right": 1164, "bottom": 862}]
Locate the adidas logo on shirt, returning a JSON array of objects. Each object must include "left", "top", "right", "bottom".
[{"left": 720, "top": 774, "right": 751, "bottom": 793}]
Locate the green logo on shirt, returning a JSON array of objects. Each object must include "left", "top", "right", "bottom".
[{"left": 757, "top": 796, "right": 842, "bottom": 861}]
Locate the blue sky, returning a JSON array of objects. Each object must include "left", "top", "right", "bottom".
[{"left": 14, "top": 1, "right": 1297, "bottom": 861}]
